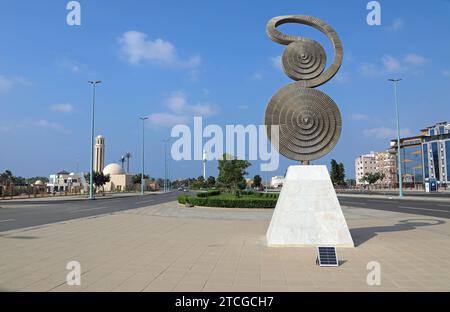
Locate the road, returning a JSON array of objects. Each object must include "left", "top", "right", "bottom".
[
  {"left": 0, "top": 192, "right": 448, "bottom": 233},
  {"left": 0, "top": 192, "right": 182, "bottom": 233},
  {"left": 339, "top": 196, "right": 450, "bottom": 219}
]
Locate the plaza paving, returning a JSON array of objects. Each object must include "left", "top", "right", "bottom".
[{"left": 0, "top": 201, "right": 449, "bottom": 292}]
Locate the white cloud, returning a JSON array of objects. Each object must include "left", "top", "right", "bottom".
[
  {"left": 404, "top": 53, "right": 426, "bottom": 66},
  {"left": 360, "top": 53, "right": 426, "bottom": 77},
  {"left": 0, "top": 75, "right": 30, "bottom": 94},
  {"left": 118, "top": 31, "right": 201, "bottom": 69},
  {"left": 237, "top": 105, "right": 249, "bottom": 110},
  {"left": 147, "top": 91, "right": 218, "bottom": 128},
  {"left": 382, "top": 55, "right": 402, "bottom": 73},
  {"left": 58, "top": 59, "right": 87, "bottom": 73},
  {"left": 363, "top": 127, "right": 411, "bottom": 140},
  {"left": 250, "top": 72, "right": 263, "bottom": 81},
  {"left": 350, "top": 114, "right": 369, "bottom": 121},
  {"left": 335, "top": 72, "right": 349, "bottom": 83},
  {"left": 51, "top": 103, "right": 74, "bottom": 113},
  {"left": 147, "top": 113, "right": 188, "bottom": 127},
  {"left": 390, "top": 18, "right": 405, "bottom": 31},
  {"left": 270, "top": 55, "right": 282, "bottom": 70},
  {"left": 0, "top": 119, "right": 70, "bottom": 134}
]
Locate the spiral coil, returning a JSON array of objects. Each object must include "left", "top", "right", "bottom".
[{"left": 264, "top": 15, "right": 343, "bottom": 162}]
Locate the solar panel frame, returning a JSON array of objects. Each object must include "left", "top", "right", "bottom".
[{"left": 316, "top": 246, "right": 339, "bottom": 267}]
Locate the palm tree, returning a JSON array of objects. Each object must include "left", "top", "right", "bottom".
[
  {"left": 119, "top": 156, "right": 126, "bottom": 170},
  {"left": 125, "top": 152, "right": 132, "bottom": 173}
]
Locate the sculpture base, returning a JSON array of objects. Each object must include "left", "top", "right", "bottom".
[{"left": 266, "top": 165, "right": 354, "bottom": 248}]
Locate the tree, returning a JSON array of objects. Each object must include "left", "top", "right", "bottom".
[
  {"left": 330, "top": 160, "right": 346, "bottom": 186},
  {"left": 360, "top": 172, "right": 385, "bottom": 190},
  {"left": 27, "top": 177, "right": 49, "bottom": 185},
  {"left": 192, "top": 176, "right": 206, "bottom": 189},
  {"left": 207, "top": 176, "right": 216, "bottom": 188},
  {"left": 252, "top": 175, "right": 262, "bottom": 188},
  {"left": 84, "top": 172, "right": 111, "bottom": 193},
  {"left": 217, "top": 154, "right": 251, "bottom": 190},
  {"left": 124, "top": 152, "right": 132, "bottom": 173},
  {"left": 119, "top": 156, "right": 126, "bottom": 170},
  {"left": 132, "top": 174, "right": 149, "bottom": 185}
]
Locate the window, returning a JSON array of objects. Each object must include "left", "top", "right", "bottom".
[
  {"left": 432, "top": 142, "right": 440, "bottom": 181},
  {"left": 423, "top": 144, "right": 429, "bottom": 180},
  {"left": 446, "top": 140, "right": 450, "bottom": 181}
]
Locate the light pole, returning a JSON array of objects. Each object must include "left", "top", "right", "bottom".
[
  {"left": 88, "top": 80, "right": 101, "bottom": 200},
  {"left": 388, "top": 78, "right": 403, "bottom": 197},
  {"left": 163, "top": 139, "right": 169, "bottom": 192},
  {"left": 140, "top": 117, "right": 148, "bottom": 195}
]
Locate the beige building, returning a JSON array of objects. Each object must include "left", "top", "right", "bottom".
[
  {"left": 375, "top": 151, "right": 397, "bottom": 187},
  {"left": 94, "top": 135, "right": 105, "bottom": 173},
  {"left": 355, "top": 152, "right": 377, "bottom": 185},
  {"left": 94, "top": 135, "right": 134, "bottom": 192},
  {"left": 103, "top": 163, "right": 134, "bottom": 192}
]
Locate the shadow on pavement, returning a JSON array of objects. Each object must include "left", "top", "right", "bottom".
[{"left": 350, "top": 219, "right": 446, "bottom": 247}]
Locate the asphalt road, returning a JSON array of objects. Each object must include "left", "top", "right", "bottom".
[
  {"left": 339, "top": 196, "right": 450, "bottom": 219},
  {"left": 0, "top": 192, "right": 448, "bottom": 233},
  {"left": 0, "top": 192, "right": 182, "bottom": 233},
  {"left": 337, "top": 190, "right": 450, "bottom": 198}
]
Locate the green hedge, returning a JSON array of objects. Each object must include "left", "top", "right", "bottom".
[
  {"left": 197, "top": 190, "right": 221, "bottom": 198},
  {"left": 178, "top": 195, "right": 277, "bottom": 209}
]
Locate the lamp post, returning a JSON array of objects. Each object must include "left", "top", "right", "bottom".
[
  {"left": 163, "top": 139, "right": 169, "bottom": 192},
  {"left": 140, "top": 117, "right": 148, "bottom": 195},
  {"left": 88, "top": 80, "right": 101, "bottom": 200},
  {"left": 388, "top": 78, "right": 403, "bottom": 197}
]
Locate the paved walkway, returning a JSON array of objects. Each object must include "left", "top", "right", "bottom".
[{"left": 0, "top": 202, "right": 449, "bottom": 292}]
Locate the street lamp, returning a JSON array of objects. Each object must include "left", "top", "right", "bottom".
[
  {"left": 140, "top": 117, "right": 148, "bottom": 195},
  {"left": 88, "top": 80, "right": 101, "bottom": 200},
  {"left": 388, "top": 78, "right": 403, "bottom": 197},
  {"left": 163, "top": 139, "right": 169, "bottom": 192}
]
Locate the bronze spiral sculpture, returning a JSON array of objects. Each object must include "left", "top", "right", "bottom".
[{"left": 265, "top": 15, "right": 343, "bottom": 163}]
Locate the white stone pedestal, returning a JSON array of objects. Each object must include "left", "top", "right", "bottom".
[{"left": 266, "top": 165, "right": 354, "bottom": 248}]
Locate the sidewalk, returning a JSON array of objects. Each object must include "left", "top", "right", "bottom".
[{"left": 0, "top": 201, "right": 449, "bottom": 292}]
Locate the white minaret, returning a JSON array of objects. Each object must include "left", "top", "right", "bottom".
[
  {"left": 94, "top": 135, "right": 105, "bottom": 173},
  {"left": 202, "top": 150, "right": 207, "bottom": 180}
]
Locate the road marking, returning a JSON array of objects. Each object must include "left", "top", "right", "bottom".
[
  {"left": 0, "top": 219, "right": 14, "bottom": 223},
  {"left": 340, "top": 201, "right": 367, "bottom": 206},
  {"left": 398, "top": 206, "right": 450, "bottom": 213},
  {"left": 369, "top": 200, "right": 396, "bottom": 203},
  {"left": 438, "top": 204, "right": 450, "bottom": 207},
  {"left": 136, "top": 200, "right": 155, "bottom": 205},
  {"left": 70, "top": 207, "right": 109, "bottom": 214}
]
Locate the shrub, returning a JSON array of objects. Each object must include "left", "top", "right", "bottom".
[
  {"left": 177, "top": 195, "right": 188, "bottom": 204},
  {"left": 197, "top": 190, "right": 221, "bottom": 198},
  {"left": 178, "top": 196, "right": 277, "bottom": 209}
]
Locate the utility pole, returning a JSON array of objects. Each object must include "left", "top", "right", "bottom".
[
  {"left": 88, "top": 80, "right": 101, "bottom": 200},
  {"left": 388, "top": 78, "right": 403, "bottom": 197}
]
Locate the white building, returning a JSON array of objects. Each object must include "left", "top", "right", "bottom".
[
  {"left": 271, "top": 176, "right": 285, "bottom": 188},
  {"left": 47, "top": 171, "right": 87, "bottom": 193},
  {"left": 355, "top": 152, "right": 377, "bottom": 185}
]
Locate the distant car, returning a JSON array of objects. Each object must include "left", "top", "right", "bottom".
[
  {"left": 177, "top": 187, "right": 183, "bottom": 191},
  {"left": 183, "top": 188, "right": 189, "bottom": 192}
]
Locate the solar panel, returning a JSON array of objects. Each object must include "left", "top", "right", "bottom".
[{"left": 316, "top": 247, "right": 338, "bottom": 267}]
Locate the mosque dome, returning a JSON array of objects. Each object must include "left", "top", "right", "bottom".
[{"left": 103, "top": 163, "right": 125, "bottom": 175}]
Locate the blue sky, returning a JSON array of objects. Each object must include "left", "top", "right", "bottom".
[{"left": 1, "top": 0, "right": 450, "bottom": 180}]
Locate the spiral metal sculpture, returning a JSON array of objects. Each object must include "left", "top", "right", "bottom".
[{"left": 265, "top": 15, "right": 343, "bottom": 163}]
